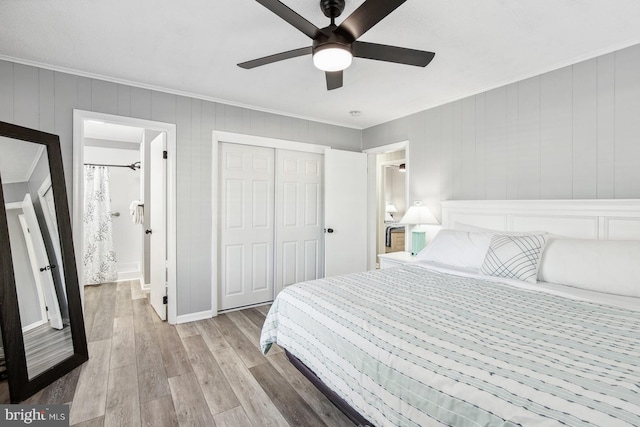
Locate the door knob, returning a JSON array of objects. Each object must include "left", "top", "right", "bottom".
[
  {"left": 326, "top": 228, "right": 334, "bottom": 234},
  {"left": 145, "top": 229, "right": 153, "bottom": 235}
]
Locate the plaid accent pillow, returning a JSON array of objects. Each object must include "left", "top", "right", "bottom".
[{"left": 480, "top": 234, "right": 547, "bottom": 283}]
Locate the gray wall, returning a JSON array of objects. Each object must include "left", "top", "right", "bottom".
[
  {"left": 363, "top": 43, "right": 640, "bottom": 218},
  {"left": 0, "top": 59, "right": 362, "bottom": 318}
]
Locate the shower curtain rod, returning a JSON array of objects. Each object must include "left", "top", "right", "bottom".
[{"left": 84, "top": 161, "right": 141, "bottom": 170}]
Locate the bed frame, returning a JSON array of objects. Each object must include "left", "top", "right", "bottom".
[{"left": 288, "top": 199, "right": 640, "bottom": 426}]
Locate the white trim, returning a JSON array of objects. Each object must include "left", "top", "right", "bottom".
[
  {"left": 22, "top": 319, "right": 48, "bottom": 333},
  {"left": 36, "top": 175, "right": 52, "bottom": 198},
  {"left": 5, "top": 202, "right": 23, "bottom": 210},
  {"left": 25, "top": 146, "right": 46, "bottom": 183},
  {"left": 211, "top": 131, "right": 325, "bottom": 317},
  {"left": 73, "top": 109, "right": 178, "bottom": 324},
  {"left": 0, "top": 54, "right": 360, "bottom": 130},
  {"left": 441, "top": 199, "right": 640, "bottom": 240},
  {"left": 176, "top": 310, "right": 214, "bottom": 324}
]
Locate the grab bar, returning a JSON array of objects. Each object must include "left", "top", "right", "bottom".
[{"left": 111, "top": 212, "right": 120, "bottom": 217}]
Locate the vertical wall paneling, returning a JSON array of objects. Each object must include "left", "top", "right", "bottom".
[
  {"left": 39, "top": 69, "right": 56, "bottom": 134},
  {"left": 484, "top": 86, "right": 507, "bottom": 199},
  {"left": 150, "top": 91, "right": 176, "bottom": 124},
  {"left": 53, "top": 72, "right": 78, "bottom": 197},
  {"left": 613, "top": 44, "right": 640, "bottom": 198},
  {"left": 13, "top": 64, "right": 39, "bottom": 129},
  {"left": 200, "top": 101, "right": 215, "bottom": 314},
  {"left": 451, "top": 101, "right": 463, "bottom": 199},
  {"left": 117, "top": 84, "right": 132, "bottom": 117},
  {"left": 515, "top": 77, "right": 540, "bottom": 199},
  {"left": 439, "top": 103, "right": 454, "bottom": 200},
  {"left": 460, "top": 98, "right": 476, "bottom": 199},
  {"left": 0, "top": 60, "right": 14, "bottom": 122},
  {"left": 91, "top": 80, "right": 118, "bottom": 115},
  {"left": 474, "top": 93, "right": 486, "bottom": 200},
  {"left": 572, "top": 59, "right": 598, "bottom": 199},
  {"left": 175, "top": 96, "right": 193, "bottom": 315},
  {"left": 131, "top": 87, "right": 152, "bottom": 120},
  {"left": 540, "top": 68, "right": 573, "bottom": 198},
  {"left": 505, "top": 84, "right": 519, "bottom": 199},
  {"left": 77, "top": 77, "right": 92, "bottom": 111},
  {"left": 596, "top": 53, "right": 615, "bottom": 199}
]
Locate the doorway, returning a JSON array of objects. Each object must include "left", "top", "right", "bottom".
[
  {"left": 72, "top": 111, "right": 177, "bottom": 323},
  {"left": 364, "top": 141, "right": 409, "bottom": 269}
]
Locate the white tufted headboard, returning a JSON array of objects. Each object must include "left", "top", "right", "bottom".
[{"left": 441, "top": 199, "right": 640, "bottom": 240}]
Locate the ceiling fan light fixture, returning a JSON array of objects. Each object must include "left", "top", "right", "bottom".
[{"left": 313, "top": 44, "right": 353, "bottom": 72}]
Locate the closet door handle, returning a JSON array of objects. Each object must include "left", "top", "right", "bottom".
[
  {"left": 325, "top": 228, "right": 334, "bottom": 234},
  {"left": 145, "top": 229, "right": 152, "bottom": 235}
]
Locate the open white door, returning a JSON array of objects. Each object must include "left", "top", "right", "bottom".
[
  {"left": 149, "top": 133, "right": 167, "bottom": 320},
  {"left": 324, "top": 149, "right": 368, "bottom": 277},
  {"left": 21, "top": 193, "right": 64, "bottom": 329}
]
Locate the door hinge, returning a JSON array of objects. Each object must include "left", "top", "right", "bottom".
[
  {"left": 163, "top": 150, "right": 168, "bottom": 159},
  {"left": 163, "top": 295, "right": 168, "bottom": 305}
]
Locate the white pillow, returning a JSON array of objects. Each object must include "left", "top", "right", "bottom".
[
  {"left": 480, "top": 234, "right": 548, "bottom": 283},
  {"left": 538, "top": 239, "right": 640, "bottom": 298},
  {"left": 416, "top": 229, "right": 493, "bottom": 270}
]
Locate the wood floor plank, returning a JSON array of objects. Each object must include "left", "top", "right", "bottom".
[
  {"left": 242, "top": 307, "right": 267, "bottom": 329},
  {"left": 175, "top": 321, "right": 200, "bottom": 338},
  {"left": 168, "top": 372, "right": 215, "bottom": 427},
  {"left": 135, "top": 330, "right": 170, "bottom": 403},
  {"left": 83, "top": 284, "right": 104, "bottom": 340},
  {"left": 104, "top": 363, "right": 140, "bottom": 427},
  {"left": 110, "top": 317, "right": 136, "bottom": 369},
  {"left": 254, "top": 304, "right": 271, "bottom": 316},
  {"left": 227, "top": 310, "right": 283, "bottom": 355},
  {"left": 250, "top": 361, "right": 327, "bottom": 427},
  {"left": 69, "top": 339, "right": 112, "bottom": 425},
  {"left": 71, "top": 415, "right": 105, "bottom": 427},
  {"left": 268, "top": 352, "right": 353, "bottom": 427},
  {"left": 130, "top": 280, "right": 148, "bottom": 300},
  {"left": 181, "top": 335, "right": 240, "bottom": 415},
  {"left": 89, "top": 284, "right": 117, "bottom": 342},
  {"left": 33, "top": 364, "right": 82, "bottom": 404},
  {"left": 114, "top": 284, "right": 133, "bottom": 318},
  {"left": 140, "top": 396, "right": 178, "bottom": 427},
  {"left": 194, "top": 318, "right": 229, "bottom": 352},
  {"left": 132, "top": 298, "right": 154, "bottom": 334},
  {"left": 213, "top": 314, "right": 267, "bottom": 368},
  {"left": 155, "top": 322, "right": 191, "bottom": 378},
  {"left": 213, "top": 347, "right": 289, "bottom": 427},
  {"left": 213, "top": 406, "right": 253, "bottom": 427}
]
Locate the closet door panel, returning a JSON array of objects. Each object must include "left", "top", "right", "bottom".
[
  {"left": 219, "top": 143, "right": 274, "bottom": 310},
  {"left": 275, "top": 150, "right": 324, "bottom": 295}
]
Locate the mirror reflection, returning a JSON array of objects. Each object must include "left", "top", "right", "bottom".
[{"left": 0, "top": 136, "right": 73, "bottom": 380}]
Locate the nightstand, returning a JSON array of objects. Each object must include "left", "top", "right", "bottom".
[{"left": 378, "top": 251, "right": 420, "bottom": 269}]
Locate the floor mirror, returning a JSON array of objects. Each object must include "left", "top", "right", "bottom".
[{"left": 0, "top": 121, "right": 88, "bottom": 403}]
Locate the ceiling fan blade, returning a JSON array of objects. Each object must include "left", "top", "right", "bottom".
[
  {"left": 238, "top": 47, "right": 312, "bottom": 69},
  {"left": 256, "top": 0, "right": 323, "bottom": 39},
  {"left": 353, "top": 41, "right": 435, "bottom": 67},
  {"left": 338, "top": 0, "right": 406, "bottom": 40},
  {"left": 326, "top": 71, "right": 343, "bottom": 90}
]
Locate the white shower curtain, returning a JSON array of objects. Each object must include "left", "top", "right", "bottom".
[{"left": 83, "top": 166, "right": 118, "bottom": 285}]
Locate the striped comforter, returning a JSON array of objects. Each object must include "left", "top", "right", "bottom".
[{"left": 260, "top": 264, "right": 640, "bottom": 427}]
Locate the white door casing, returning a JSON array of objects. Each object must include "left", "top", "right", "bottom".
[
  {"left": 219, "top": 143, "right": 275, "bottom": 310},
  {"left": 324, "top": 149, "right": 368, "bottom": 277},
  {"left": 149, "top": 133, "right": 167, "bottom": 320},
  {"left": 275, "top": 149, "right": 324, "bottom": 295},
  {"left": 21, "top": 193, "right": 64, "bottom": 329},
  {"left": 17, "top": 214, "right": 49, "bottom": 329}
]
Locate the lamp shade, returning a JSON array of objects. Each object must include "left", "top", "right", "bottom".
[
  {"left": 313, "top": 44, "right": 353, "bottom": 72},
  {"left": 399, "top": 202, "right": 439, "bottom": 225},
  {"left": 385, "top": 204, "right": 398, "bottom": 213}
]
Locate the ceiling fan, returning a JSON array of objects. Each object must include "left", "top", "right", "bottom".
[{"left": 238, "top": 0, "right": 435, "bottom": 90}]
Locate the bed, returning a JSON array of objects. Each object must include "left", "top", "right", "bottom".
[{"left": 260, "top": 200, "right": 640, "bottom": 427}]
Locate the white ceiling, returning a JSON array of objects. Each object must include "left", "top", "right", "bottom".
[
  {"left": 1, "top": 1, "right": 640, "bottom": 129},
  {"left": 0, "top": 136, "right": 45, "bottom": 184}
]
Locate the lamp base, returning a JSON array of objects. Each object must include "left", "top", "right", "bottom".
[{"left": 411, "top": 230, "right": 427, "bottom": 256}]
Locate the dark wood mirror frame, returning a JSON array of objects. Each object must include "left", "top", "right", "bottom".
[{"left": 0, "top": 121, "right": 88, "bottom": 403}]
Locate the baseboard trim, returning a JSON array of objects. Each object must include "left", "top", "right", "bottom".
[
  {"left": 140, "top": 282, "right": 151, "bottom": 291},
  {"left": 117, "top": 270, "right": 142, "bottom": 281},
  {"left": 176, "top": 310, "right": 213, "bottom": 324}
]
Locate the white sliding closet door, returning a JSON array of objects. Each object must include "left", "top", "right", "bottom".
[
  {"left": 219, "top": 143, "right": 275, "bottom": 310},
  {"left": 275, "top": 150, "right": 324, "bottom": 295}
]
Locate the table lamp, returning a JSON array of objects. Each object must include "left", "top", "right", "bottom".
[{"left": 399, "top": 201, "right": 439, "bottom": 255}]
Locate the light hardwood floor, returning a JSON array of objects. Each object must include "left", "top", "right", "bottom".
[{"left": 22, "top": 280, "right": 354, "bottom": 427}]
